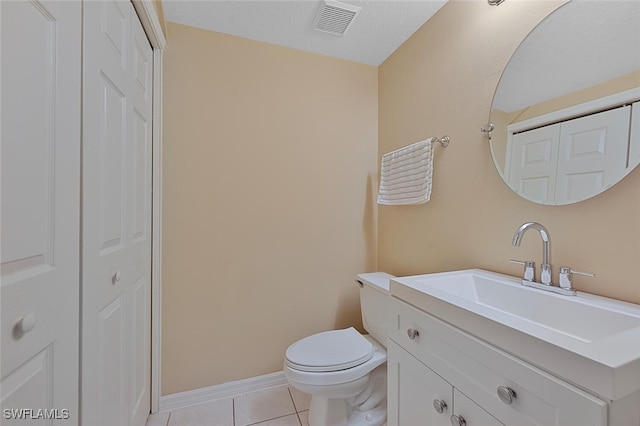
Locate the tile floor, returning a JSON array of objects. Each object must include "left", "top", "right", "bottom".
[{"left": 146, "top": 385, "right": 311, "bottom": 426}]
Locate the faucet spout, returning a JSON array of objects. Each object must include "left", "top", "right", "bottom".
[{"left": 512, "top": 222, "right": 552, "bottom": 284}]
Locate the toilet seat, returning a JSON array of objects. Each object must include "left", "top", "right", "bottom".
[{"left": 285, "top": 327, "right": 374, "bottom": 372}]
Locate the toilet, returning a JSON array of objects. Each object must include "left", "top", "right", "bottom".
[{"left": 284, "top": 272, "right": 393, "bottom": 426}]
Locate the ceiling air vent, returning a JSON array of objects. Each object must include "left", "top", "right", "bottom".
[{"left": 313, "top": 0, "right": 361, "bottom": 37}]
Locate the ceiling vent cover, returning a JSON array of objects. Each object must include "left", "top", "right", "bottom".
[{"left": 313, "top": 0, "right": 362, "bottom": 37}]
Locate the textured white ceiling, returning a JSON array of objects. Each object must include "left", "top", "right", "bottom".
[{"left": 162, "top": 0, "right": 449, "bottom": 66}]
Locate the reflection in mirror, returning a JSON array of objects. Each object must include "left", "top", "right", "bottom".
[{"left": 489, "top": 1, "right": 640, "bottom": 205}]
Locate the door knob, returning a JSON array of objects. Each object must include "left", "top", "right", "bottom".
[
  {"left": 112, "top": 270, "right": 121, "bottom": 284},
  {"left": 17, "top": 313, "right": 37, "bottom": 334},
  {"left": 407, "top": 328, "right": 419, "bottom": 340}
]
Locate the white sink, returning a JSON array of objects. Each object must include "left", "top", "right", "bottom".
[{"left": 390, "top": 269, "right": 640, "bottom": 400}]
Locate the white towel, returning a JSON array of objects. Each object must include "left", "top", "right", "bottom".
[{"left": 377, "top": 138, "right": 434, "bottom": 205}]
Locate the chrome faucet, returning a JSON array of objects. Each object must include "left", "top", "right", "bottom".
[
  {"left": 510, "top": 222, "right": 595, "bottom": 296},
  {"left": 512, "top": 222, "right": 552, "bottom": 285}
]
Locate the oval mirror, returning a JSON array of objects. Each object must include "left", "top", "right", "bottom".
[{"left": 489, "top": 0, "right": 640, "bottom": 205}]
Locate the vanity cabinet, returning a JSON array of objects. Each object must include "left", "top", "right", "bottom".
[
  {"left": 388, "top": 340, "right": 503, "bottom": 426},
  {"left": 387, "top": 296, "right": 609, "bottom": 426}
]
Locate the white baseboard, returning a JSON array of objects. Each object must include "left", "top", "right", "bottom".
[{"left": 159, "top": 371, "right": 288, "bottom": 412}]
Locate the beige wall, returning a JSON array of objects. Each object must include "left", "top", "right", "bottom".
[
  {"left": 509, "top": 70, "right": 640, "bottom": 123},
  {"left": 162, "top": 22, "right": 378, "bottom": 395},
  {"left": 379, "top": 0, "right": 640, "bottom": 305},
  {"left": 164, "top": 0, "right": 640, "bottom": 396}
]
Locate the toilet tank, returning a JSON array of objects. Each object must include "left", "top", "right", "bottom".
[{"left": 357, "top": 272, "right": 394, "bottom": 347}]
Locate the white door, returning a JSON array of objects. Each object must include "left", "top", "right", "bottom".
[
  {"left": 555, "top": 105, "right": 631, "bottom": 204},
  {"left": 81, "top": 1, "right": 153, "bottom": 425},
  {"left": 1, "top": 0, "right": 81, "bottom": 423},
  {"left": 507, "top": 125, "right": 560, "bottom": 204}
]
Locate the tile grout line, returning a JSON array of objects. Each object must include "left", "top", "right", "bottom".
[
  {"left": 286, "top": 388, "right": 296, "bottom": 411},
  {"left": 243, "top": 413, "right": 300, "bottom": 426},
  {"left": 241, "top": 387, "right": 299, "bottom": 426},
  {"left": 287, "top": 387, "right": 303, "bottom": 426},
  {"left": 156, "top": 385, "right": 302, "bottom": 426}
]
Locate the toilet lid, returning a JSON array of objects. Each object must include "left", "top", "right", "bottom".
[{"left": 285, "top": 327, "right": 374, "bottom": 372}]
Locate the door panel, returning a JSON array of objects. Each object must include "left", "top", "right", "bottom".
[
  {"left": 83, "top": 1, "right": 152, "bottom": 425},
  {"left": 99, "top": 296, "right": 127, "bottom": 426},
  {"left": 1, "top": 0, "right": 81, "bottom": 422},
  {"left": 131, "top": 277, "right": 150, "bottom": 424},
  {"left": 132, "top": 110, "right": 150, "bottom": 242},
  {"left": 1, "top": 346, "right": 54, "bottom": 425},
  {"left": 556, "top": 106, "right": 631, "bottom": 203},
  {"left": 508, "top": 125, "right": 560, "bottom": 204},
  {"left": 99, "top": 74, "right": 127, "bottom": 253}
]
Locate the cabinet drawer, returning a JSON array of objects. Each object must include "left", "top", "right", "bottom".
[{"left": 388, "top": 296, "right": 607, "bottom": 426}]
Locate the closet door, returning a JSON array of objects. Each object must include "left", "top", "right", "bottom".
[
  {"left": 1, "top": 0, "right": 81, "bottom": 422},
  {"left": 507, "top": 125, "right": 560, "bottom": 204},
  {"left": 555, "top": 106, "right": 631, "bottom": 204},
  {"left": 81, "top": 1, "right": 153, "bottom": 425}
]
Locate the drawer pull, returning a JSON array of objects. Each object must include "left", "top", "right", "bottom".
[
  {"left": 407, "top": 328, "right": 419, "bottom": 340},
  {"left": 497, "top": 386, "right": 517, "bottom": 405},
  {"left": 433, "top": 399, "right": 447, "bottom": 414},
  {"left": 450, "top": 414, "right": 466, "bottom": 426}
]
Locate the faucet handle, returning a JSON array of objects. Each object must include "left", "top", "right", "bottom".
[
  {"left": 559, "top": 266, "right": 595, "bottom": 290},
  {"left": 509, "top": 259, "right": 535, "bottom": 282}
]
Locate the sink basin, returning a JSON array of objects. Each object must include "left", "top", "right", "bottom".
[
  {"left": 406, "top": 269, "right": 640, "bottom": 343},
  {"left": 390, "top": 269, "right": 640, "bottom": 400}
]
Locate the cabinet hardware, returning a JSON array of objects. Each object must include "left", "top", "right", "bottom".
[
  {"left": 433, "top": 399, "right": 447, "bottom": 414},
  {"left": 497, "top": 386, "right": 517, "bottom": 405},
  {"left": 451, "top": 414, "right": 466, "bottom": 426},
  {"left": 407, "top": 328, "right": 419, "bottom": 340}
]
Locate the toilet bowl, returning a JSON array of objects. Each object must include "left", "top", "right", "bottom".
[{"left": 283, "top": 272, "right": 393, "bottom": 426}]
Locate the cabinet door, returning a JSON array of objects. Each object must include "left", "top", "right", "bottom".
[
  {"left": 388, "top": 341, "right": 451, "bottom": 426},
  {"left": 453, "top": 389, "right": 504, "bottom": 426}
]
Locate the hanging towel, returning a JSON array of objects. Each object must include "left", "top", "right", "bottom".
[{"left": 377, "top": 138, "right": 435, "bottom": 205}]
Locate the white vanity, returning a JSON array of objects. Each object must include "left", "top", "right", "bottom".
[{"left": 386, "top": 269, "right": 640, "bottom": 426}]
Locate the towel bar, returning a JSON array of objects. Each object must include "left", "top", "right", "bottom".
[{"left": 433, "top": 136, "right": 450, "bottom": 148}]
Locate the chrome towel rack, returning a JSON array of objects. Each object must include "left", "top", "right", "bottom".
[{"left": 433, "top": 136, "right": 450, "bottom": 148}]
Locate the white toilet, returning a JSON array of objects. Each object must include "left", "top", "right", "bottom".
[{"left": 284, "top": 272, "right": 393, "bottom": 426}]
